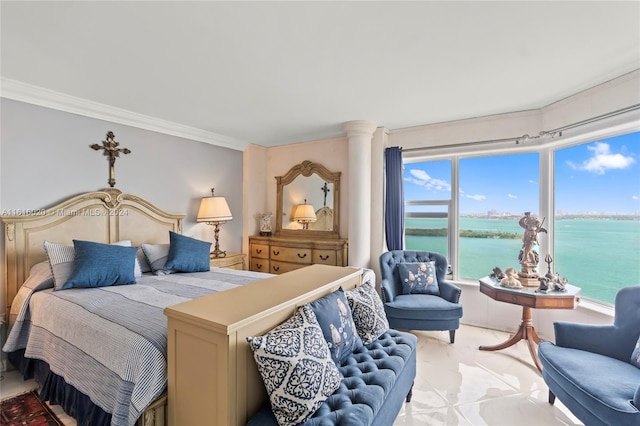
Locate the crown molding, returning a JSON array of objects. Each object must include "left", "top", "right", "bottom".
[{"left": 0, "top": 78, "right": 247, "bottom": 151}]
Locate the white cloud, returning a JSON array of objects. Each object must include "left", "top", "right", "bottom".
[
  {"left": 566, "top": 142, "right": 636, "bottom": 175},
  {"left": 633, "top": 195, "right": 639, "bottom": 201},
  {"left": 508, "top": 193, "right": 517, "bottom": 199},
  {"left": 465, "top": 194, "right": 486, "bottom": 201},
  {"left": 409, "top": 169, "right": 431, "bottom": 182},
  {"left": 528, "top": 179, "right": 537, "bottom": 185},
  {"left": 406, "top": 168, "right": 451, "bottom": 191},
  {"left": 459, "top": 188, "right": 485, "bottom": 201}
]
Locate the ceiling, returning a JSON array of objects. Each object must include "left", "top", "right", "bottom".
[{"left": 1, "top": 1, "right": 639, "bottom": 150}]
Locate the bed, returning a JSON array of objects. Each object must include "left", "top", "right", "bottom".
[{"left": 1, "top": 188, "right": 272, "bottom": 426}]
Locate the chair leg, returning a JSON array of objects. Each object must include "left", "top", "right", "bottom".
[
  {"left": 406, "top": 383, "right": 414, "bottom": 403},
  {"left": 548, "top": 390, "right": 556, "bottom": 405},
  {"left": 449, "top": 329, "right": 455, "bottom": 343}
]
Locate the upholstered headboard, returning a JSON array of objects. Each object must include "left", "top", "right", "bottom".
[{"left": 2, "top": 188, "right": 184, "bottom": 318}]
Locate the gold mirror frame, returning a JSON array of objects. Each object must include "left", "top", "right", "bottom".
[{"left": 275, "top": 161, "right": 341, "bottom": 239}]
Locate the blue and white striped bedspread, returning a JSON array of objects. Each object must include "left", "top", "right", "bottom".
[{"left": 3, "top": 268, "right": 270, "bottom": 426}]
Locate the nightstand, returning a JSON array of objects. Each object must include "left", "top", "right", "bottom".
[{"left": 210, "top": 253, "right": 245, "bottom": 270}]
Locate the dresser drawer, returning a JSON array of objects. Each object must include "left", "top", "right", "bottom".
[
  {"left": 270, "top": 260, "right": 305, "bottom": 274},
  {"left": 313, "top": 249, "right": 338, "bottom": 265},
  {"left": 270, "top": 246, "right": 312, "bottom": 264},
  {"left": 250, "top": 244, "right": 269, "bottom": 259},
  {"left": 494, "top": 291, "right": 536, "bottom": 308},
  {"left": 250, "top": 258, "right": 270, "bottom": 273}
]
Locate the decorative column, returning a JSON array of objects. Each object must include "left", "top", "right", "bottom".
[{"left": 343, "top": 120, "right": 377, "bottom": 268}]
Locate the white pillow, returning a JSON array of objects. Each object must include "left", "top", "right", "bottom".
[
  {"left": 246, "top": 305, "right": 342, "bottom": 426},
  {"left": 141, "top": 243, "right": 171, "bottom": 274}
]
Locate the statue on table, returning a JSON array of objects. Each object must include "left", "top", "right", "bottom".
[{"left": 517, "top": 212, "right": 547, "bottom": 285}]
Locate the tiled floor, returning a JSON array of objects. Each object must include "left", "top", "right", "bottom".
[{"left": 0, "top": 324, "right": 583, "bottom": 425}]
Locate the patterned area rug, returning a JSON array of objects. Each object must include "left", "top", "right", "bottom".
[{"left": 0, "top": 391, "right": 64, "bottom": 426}]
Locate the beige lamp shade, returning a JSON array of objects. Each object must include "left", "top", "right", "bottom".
[
  {"left": 197, "top": 196, "right": 232, "bottom": 223},
  {"left": 293, "top": 201, "right": 316, "bottom": 230},
  {"left": 293, "top": 204, "right": 317, "bottom": 222}
]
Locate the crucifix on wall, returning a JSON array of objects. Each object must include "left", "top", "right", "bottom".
[
  {"left": 90, "top": 131, "right": 131, "bottom": 187},
  {"left": 321, "top": 182, "right": 330, "bottom": 207}
]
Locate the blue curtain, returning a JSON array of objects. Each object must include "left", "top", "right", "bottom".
[{"left": 385, "top": 146, "right": 404, "bottom": 251}]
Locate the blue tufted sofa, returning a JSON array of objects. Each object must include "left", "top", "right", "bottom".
[
  {"left": 538, "top": 285, "right": 640, "bottom": 426},
  {"left": 248, "top": 328, "right": 417, "bottom": 426}
]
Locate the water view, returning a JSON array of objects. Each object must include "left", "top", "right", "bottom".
[{"left": 405, "top": 216, "right": 640, "bottom": 304}]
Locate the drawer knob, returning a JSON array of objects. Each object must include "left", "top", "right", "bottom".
[
  {"left": 273, "top": 250, "right": 280, "bottom": 256},
  {"left": 256, "top": 264, "right": 263, "bottom": 270},
  {"left": 511, "top": 295, "right": 518, "bottom": 302},
  {"left": 256, "top": 248, "right": 262, "bottom": 254},
  {"left": 319, "top": 255, "right": 330, "bottom": 261},
  {"left": 297, "top": 253, "right": 307, "bottom": 259},
  {"left": 273, "top": 266, "right": 280, "bottom": 272}
]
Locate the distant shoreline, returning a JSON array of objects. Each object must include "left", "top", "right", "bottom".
[
  {"left": 460, "top": 215, "right": 639, "bottom": 221},
  {"left": 405, "top": 228, "right": 521, "bottom": 239}
]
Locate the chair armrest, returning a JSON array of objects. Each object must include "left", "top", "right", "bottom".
[
  {"left": 634, "top": 384, "right": 640, "bottom": 410},
  {"left": 554, "top": 321, "right": 629, "bottom": 361},
  {"left": 438, "top": 280, "right": 462, "bottom": 304},
  {"left": 380, "top": 278, "right": 398, "bottom": 303}
]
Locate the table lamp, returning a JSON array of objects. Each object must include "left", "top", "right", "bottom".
[
  {"left": 292, "top": 199, "right": 316, "bottom": 230},
  {"left": 197, "top": 188, "right": 233, "bottom": 257}
]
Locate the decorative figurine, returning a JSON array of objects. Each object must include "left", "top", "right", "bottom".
[
  {"left": 517, "top": 212, "right": 547, "bottom": 286},
  {"left": 259, "top": 212, "right": 272, "bottom": 236},
  {"left": 536, "top": 274, "right": 568, "bottom": 293},
  {"left": 544, "top": 254, "right": 554, "bottom": 278},
  {"left": 490, "top": 266, "right": 505, "bottom": 281},
  {"left": 500, "top": 267, "right": 523, "bottom": 289}
]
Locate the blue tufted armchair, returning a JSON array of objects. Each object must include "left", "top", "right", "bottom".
[
  {"left": 538, "top": 285, "right": 640, "bottom": 426},
  {"left": 379, "top": 250, "right": 463, "bottom": 343}
]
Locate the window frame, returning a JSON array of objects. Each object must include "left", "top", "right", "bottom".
[{"left": 402, "top": 122, "right": 639, "bottom": 305}]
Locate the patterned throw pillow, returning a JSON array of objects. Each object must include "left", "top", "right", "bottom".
[
  {"left": 345, "top": 282, "right": 390, "bottom": 344},
  {"left": 308, "top": 288, "right": 363, "bottom": 365},
  {"left": 247, "top": 305, "right": 342, "bottom": 426},
  {"left": 631, "top": 336, "right": 640, "bottom": 368},
  {"left": 397, "top": 261, "right": 440, "bottom": 295},
  {"left": 44, "top": 240, "right": 76, "bottom": 291}
]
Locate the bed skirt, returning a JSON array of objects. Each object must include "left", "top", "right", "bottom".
[{"left": 7, "top": 350, "right": 166, "bottom": 426}]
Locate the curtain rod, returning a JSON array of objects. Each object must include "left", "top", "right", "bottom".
[{"left": 401, "top": 103, "right": 640, "bottom": 153}]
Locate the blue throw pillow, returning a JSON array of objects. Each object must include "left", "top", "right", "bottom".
[
  {"left": 308, "top": 288, "right": 363, "bottom": 365},
  {"left": 63, "top": 240, "right": 138, "bottom": 289},
  {"left": 163, "top": 231, "right": 211, "bottom": 273},
  {"left": 397, "top": 261, "right": 440, "bottom": 295},
  {"left": 631, "top": 336, "right": 640, "bottom": 368}
]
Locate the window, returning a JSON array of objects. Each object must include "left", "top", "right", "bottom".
[
  {"left": 404, "top": 160, "right": 451, "bottom": 260},
  {"left": 403, "top": 130, "right": 639, "bottom": 305},
  {"left": 458, "top": 153, "right": 539, "bottom": 280},
  {"left": 554, "top": 133, "right": 640, "bottom": 304}
]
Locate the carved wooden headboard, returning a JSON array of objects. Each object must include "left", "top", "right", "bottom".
[{"left": 2, "top": 188, "right": 184, "bottom": 319}]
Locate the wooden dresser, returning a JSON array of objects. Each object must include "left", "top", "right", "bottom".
[{"left": 248, "top": 235, "right": 348, "bottom": 274}]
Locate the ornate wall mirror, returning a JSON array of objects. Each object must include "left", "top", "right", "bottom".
[{"left": 275, "top": 160, "right": 341, "bottom": 239}]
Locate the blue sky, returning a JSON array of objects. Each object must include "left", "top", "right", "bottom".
[{"left": 404, "top": 131, "right": 639, "bottom": 215}]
